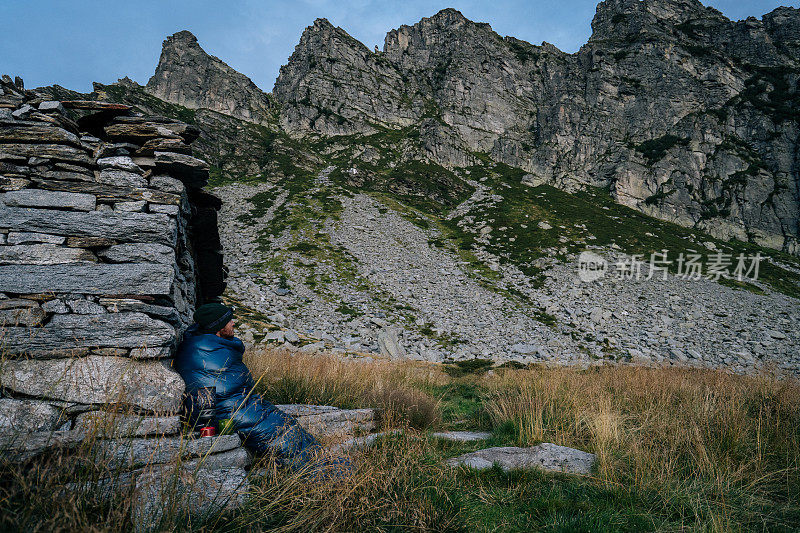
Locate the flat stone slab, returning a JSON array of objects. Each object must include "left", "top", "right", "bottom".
[
  {"left": 276, "top": 404, "right": 340, "bottom": 417},
  {"left": 446, "top": 444, "right": 596, "bottom": 475},
  {"left": 133, "top": 466, "right": 248, "bottom": 529},
  {"left": 0, "top": 355, "right": 184, "bottom": 412},
  {"left": 94, "top": 434, "right": 242, "bottom": 470},
  {"left": 1, "top": 312, "right": 175, "bottom": 353},
  {"left": 0, "top": 205, "right": 177, "bottom": 245},
  {"left": 0, "top": 429, "right": 85, "bottom": 463},
  {"left": 0, "top": 244, "right": 97, "bottom": 265},
  {"left": 274, "top": 404, "right": 378, "bottom": 438},
  {"left": 0, "top": 124, "right": 82, "bottom": 145},
  {"left": 99, "top": 243, "right": 175, "bottom": 264},
  {"left": 431, "top": 431, "right": 492, "bottom": 442},
  {"left": 0, "top": 143, "right": 92, "bottom": 164},
  {"left": 74, "top": 411, "right": 180, "bottom": 438},
  {"left": 329, "top": 430, "right": 403, "bottom": 454},
  {"left": 2, "top": 189, "right": 96, "bottom": 211},
  {"left": 0, "top": 398, "right": 63, "bottom": 433},
  {"left": 0, "top": 263, "right": 175, "bottom": 296}
]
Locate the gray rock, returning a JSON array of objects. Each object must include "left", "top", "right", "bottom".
[
  {"left": 10, "top": 104, "right": 33, "bottom": 119},
  {"left": 99, "top": 298, "right": 180, "bottom": 323},
  {"left": 129, "top": 346, "right": 173, "bottom": 359},
  {"left": 14, "top": 313, "right": 176, "bottom": 354},
  {"left": 99, "top": 243, "right": 175, "bottom": 264},
  {"left": 264, "top": 330, "right": 285, "bottom": 343},
  {"left": 0, "top": 143, "right": 92, "bottom": 164},
  {"left": 146, "top": 30, "right": 273, "bottom": 125},
  {"left": 0, "top": 399, "right": 62, "bottom": 433},
  {"left": 378, "top": 327, "right": 406, "bottom": 358},
  {"left": 74, "top": 411, "right": 180, "bottom": 438},
  {"left": 132, "top": 466, "right": 248, "bottom": 531},
  {"left": 0, "top": 263, "right": 175, "bottom": 296},
  {"left": 41, "top": 298, "right": 69, "bottom": 313},
  {"left": 153, "top": 151, "right": 209, "bottom": 186},
  {"left": 0, "top": 306, "right": 46, "bottom": 326},
  {"left": 0, "top": 429, "right": 85, "bottom": 463},
  {"left": 510, "top": 343, "right": 538, "bottom": 355},
  {"left": 184, "top": 446, "right": 251, "bottom": 470},
  {"left": 149, "top": 175, "right": 185, "bottom": 194},
  {"left": 38, "top": 100, "right": 65, "bottom": 113},
  {"left": 299, "top": 341, "right": 324, "bottom": 353},
  {"left": 114, "top": 200, "right": 147, "bottom": 212},
  {"left": 269, "top": 312, "right": 289, "bottom": 327},
  {"left": 0, "top": 244, "right": 97, "bottom": 265},
  {"left": 293, "top": 407, "right": 377, "bottom": 438},
  {"left": 97, "top": 169, "right": 148, "bottom": 189},
  {"left": 148, "top": 203, "right": 179, "bottom": 215},
  {"left": 431, "top": 431, "right": 492, "bottom": 442},
  {"left": 2, "top": 189, "right": 96, "bottom": 211},
  {"left": 6, "top": 231, "right": 66, "bottom": 245},
  {"left": 94, "top": 434, "right": 242, "bottom": 470},
  {"left": 329, "top": 430, "right": 401, "bottom": 454},
  {"left": 67, "top": 299, "right": 107, "bottom": 314},
  {"left": 283, "top": 329, "right": 300, "bottom": 343},
  {"left": 32, "top": 178, "right": 183, "bottom": 206},
  {"left": 97, "top": 156, "right": 143, "bottom": 173},
  {"left": 0, "top": 355, "right": 184, "bottom": 412},
  {"left": 0, "top": 312, "right": 175, "bottom": 354},
  {"left": 447, "top": 443, "right": 596, "bottom": 475},
  {"left": 0, "top": 298, "right": 39, "bottom": 310},
  {"left": 0, "top": 205, "right": 177, "bottom": 245}
]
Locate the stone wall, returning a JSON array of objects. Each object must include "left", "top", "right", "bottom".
[{"left": 0, "top": 74, "right": 225, "bottom": 435}]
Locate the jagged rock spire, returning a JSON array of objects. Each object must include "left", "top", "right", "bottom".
[{"left": 145, "top": 30, "right": 272, "bottom": 124}]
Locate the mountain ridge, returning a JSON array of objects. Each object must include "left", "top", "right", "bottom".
[{"left": 38, "top": 0, "right": 800, "bottom": 256}]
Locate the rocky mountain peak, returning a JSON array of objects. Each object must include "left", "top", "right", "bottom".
[
  {"left": 590, "top": 0, "right": 726, "bottom": 42},
  {"left": 166, "top": 29, "right": 199, "bottom": 45},
  {"left": 425, "top": 8, "right": 469, "bottom": 27},
  {"left": 145, "top": 30, "right": 272, "bottom": 124}
]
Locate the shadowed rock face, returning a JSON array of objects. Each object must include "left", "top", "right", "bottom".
[
  {"left": 271, "top": 1, "right": 800, "bottom": 254},
  {"left": 146, "top": 30, "right": 273, "bottom": 124}
]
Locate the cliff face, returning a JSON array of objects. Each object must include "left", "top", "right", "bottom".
[
  {"left": 146, "top": 31, "right": 273, "bottom": 125},
  {"left": 272, "top": 1, "right": 799, "bottom": 254}
]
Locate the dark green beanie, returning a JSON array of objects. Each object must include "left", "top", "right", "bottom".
[{"left": 194, "top": 303, "right": 234, "bottom": 333}]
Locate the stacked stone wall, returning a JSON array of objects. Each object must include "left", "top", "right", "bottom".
[{"left": 0, "top": 74, "right": 224, "bottom": 440}]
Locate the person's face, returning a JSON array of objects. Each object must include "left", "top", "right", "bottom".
[{"left": 217, "top": 319, "right": 235, "bottom": 339}]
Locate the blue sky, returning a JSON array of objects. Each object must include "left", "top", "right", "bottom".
[{"left": 0, "top": 0, "right": 796, "bottom": 93}]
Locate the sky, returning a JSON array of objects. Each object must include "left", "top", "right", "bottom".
[{"left": 0, "top": 0, "right": 797, "bottom": 94}]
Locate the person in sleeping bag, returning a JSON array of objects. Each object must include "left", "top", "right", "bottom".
[{"left": 174, "top": 303, "right": 329, "bottom": 469}]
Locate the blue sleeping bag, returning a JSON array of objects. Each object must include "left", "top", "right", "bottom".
[{"left": 173, "top": 324, "right": 320, "bottom": 465}]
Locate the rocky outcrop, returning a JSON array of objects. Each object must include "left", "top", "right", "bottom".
[
  {"left": 146, "top": 31, "right": 273, "bottom": 125},
  {"left": 273, "top": 2, "right": 800, "bottom": 254}
]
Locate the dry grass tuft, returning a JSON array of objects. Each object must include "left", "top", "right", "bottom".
[
  {"left": 485, "top": 364, "right": 800, "bottom": 524},
  {"left": 244, "top": 347, "right": 444, "bottom": 430},
  {"left": 234, "top": 434, "right": 460, "bottom": 532}
]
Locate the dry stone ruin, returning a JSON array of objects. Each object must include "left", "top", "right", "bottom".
[
  {"left": 0, "top": 75, "right": 379, "bottom": 516},
  {"left": 0, "top": 73, "right": 224, "bottom": 434}
]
